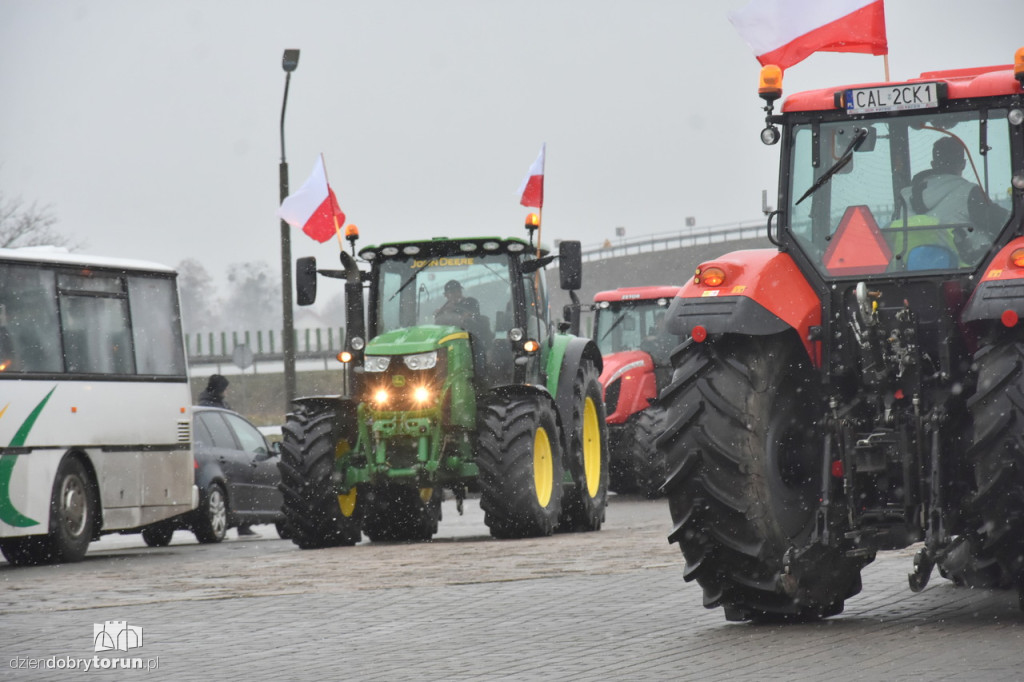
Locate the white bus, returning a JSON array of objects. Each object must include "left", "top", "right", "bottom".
[{"left": 0, "top": 247, "right": 197, "bottom": 565}]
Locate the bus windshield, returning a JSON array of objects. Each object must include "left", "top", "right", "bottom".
[{"left": 787, "top": 108, "right": 1013, "bottom": 277}]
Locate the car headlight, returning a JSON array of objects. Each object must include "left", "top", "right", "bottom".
[
  {"left": 403, "top": 351, "right": 438, "bottom": 370},
  {"left": 364, "top": 356, "right": 391, "bottom": 372}
]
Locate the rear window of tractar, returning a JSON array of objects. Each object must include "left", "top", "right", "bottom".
[{"left": 376, "top": 251, "right": 517, "bottom": 334}]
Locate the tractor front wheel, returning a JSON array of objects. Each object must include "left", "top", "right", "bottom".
[
  {"left": 278, "top": 407, "right": 362, "bottom": 549},
  {"left": 478, "top": 395, "right": 564, "bottom": 539},
  {"left": 558, "top": 361, "right": 609, "bottom": 532},
  {"left": 627, "top": 405, "right": 668, "bottom": 499}
]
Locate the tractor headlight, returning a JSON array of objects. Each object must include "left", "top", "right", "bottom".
[
  {"left": 403, "top": 351, "right": 438, "bottom": 370},
  {"left": 364, "top": 355, "right": 391, "bottom": 372},
  {"left": 412, "top": 386, "right": 432, "bottom": 403}
]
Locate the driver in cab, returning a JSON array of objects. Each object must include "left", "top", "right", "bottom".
[{"left": 895, "top": 137, "right": 1009, "bottom": 265}]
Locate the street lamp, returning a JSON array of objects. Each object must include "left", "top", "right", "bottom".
[{"left": 279, "top": 49, "right": 300, "bottom": 410}]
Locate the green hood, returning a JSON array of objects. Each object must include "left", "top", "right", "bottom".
[{"left": 366, "top": 324, "right": 466, "bottom": 356}]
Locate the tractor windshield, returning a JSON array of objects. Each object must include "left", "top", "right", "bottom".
[
  {"left": 375, "top": 249, "right": 547, "bottom": 342},
  {"left": 786, "top": 108, "right": 1013, "bottom": 278},
  {"left": 594, "top": 300, "right": 671, "bottom": 356}
]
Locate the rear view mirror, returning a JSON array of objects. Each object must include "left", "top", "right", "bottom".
[
  {"left": 559, "top": 241, "right": 582, "bottom": 291},
  {"left": 296, "top": 257, "right": 318, "bottom": 306}
]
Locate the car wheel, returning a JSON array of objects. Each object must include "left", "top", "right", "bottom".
[{"left": 192, "top": 483, "right": 228, "bottom": 544}]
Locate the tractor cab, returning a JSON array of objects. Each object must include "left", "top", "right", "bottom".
[
  {"left": 777, "top": 89, "right": 1014, "bottom": 280},
  {"left": 360, "top": 237, "right": 551, "bottom": 391}
]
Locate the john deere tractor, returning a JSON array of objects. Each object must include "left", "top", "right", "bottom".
[
  {"left": 278, "top": 233, "right": 608, "bottom": 547},
  {"left": 658, "top": 50, "right": 1024, "bottom": 620}
]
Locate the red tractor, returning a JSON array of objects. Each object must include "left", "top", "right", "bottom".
[
  {"left": 592, "top": 286, "right": 681, "bottom": 497},
  {"left": 658, "top": 49, "right": 1024, "bottom": 621}
]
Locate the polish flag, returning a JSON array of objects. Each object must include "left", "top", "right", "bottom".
[
  {"left": 518, "top": 143, "right": 546, "bottom": 209},
  {"left": 729, "top": 0, "right": 887, "bottom": 71},
  {"left": 277, "top": 155, "right": 346, "bottom": 243}
]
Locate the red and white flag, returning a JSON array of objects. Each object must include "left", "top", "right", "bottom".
[
  {"left": 277, "top": 154, "right": 346, "bottom": 243},
  {"left": 729, "top": 0, "right": 887, "bottom": 71},
  {"left": 517, "top": 143, "right": 546, "bottom": 209}
]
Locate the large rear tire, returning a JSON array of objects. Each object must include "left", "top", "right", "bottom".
[
  {"left": 0, "top": 456, "right": 97, "bottom": 566},
  {"left": 658, "top": 334, "right": 862, "bottom": 621},
  {"left": 478, "top": 395, "right": 564, "bottom": 539},
  {"left": 956, "top": 341, "right": 1024, "bottom": 589},
  {"left": 278, "top": 407, "right": 362, "bottom": 549},
  {"left": 362, "top": 484, "right": 442, "bottom": 542},
  {"left": 558, "top": 361, "right": 609, "bottom": 532}
]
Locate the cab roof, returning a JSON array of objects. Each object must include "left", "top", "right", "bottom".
[
  {"left": 358, "top": 236, "right": 545, "bottom": 261},
  {"left": 782, "top": 63, "right": 1020, "bottom": 113},
  {"left": 593, "top": 286, "right": 683, "bottom": 303}
]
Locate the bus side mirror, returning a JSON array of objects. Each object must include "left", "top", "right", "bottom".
[
  {"left": 559, "top": 240, "right": 582, "bottom": 291},
  {"left": 296, "top": 257, "right": 318, "bottom": 306}
]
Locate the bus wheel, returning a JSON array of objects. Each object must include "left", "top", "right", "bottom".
[{"left": 0, "top": 456, "right": 97, "bottom": 566}]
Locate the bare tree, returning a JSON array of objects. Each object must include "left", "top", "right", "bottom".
[
  {"left": 222, "top": 261, "right": 283, "bottom": 331},
  {"left": 176, "top": 259, "right": 221, "bottom": 334},
  {"left": 0, "top": 192, "right": 78, "bottom": 249}
]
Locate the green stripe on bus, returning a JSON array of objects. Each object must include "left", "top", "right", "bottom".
[{"left": 0, "top": 387, "right": 54, "bottom": 528}]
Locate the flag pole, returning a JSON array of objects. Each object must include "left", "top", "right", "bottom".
[
  {"left": 883, "top": 54, "right": 890, "bottom": 82},
  {"left": 536, "top": 207, "right": 543, "bottom": 258},
  {"left": 319, "top": 153, "right": 346, "bottom": 252}
]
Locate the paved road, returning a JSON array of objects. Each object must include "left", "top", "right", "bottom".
[{"left": 2, "top": 495, "right": 1022, "bottom": 681}]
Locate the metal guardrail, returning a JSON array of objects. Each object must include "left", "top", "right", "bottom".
[
  {"left": 186, "top": 327, "right": 345, "bottom": 367},
  {"left": 575, "top": 219, "right": 767, "bottom": 262}
]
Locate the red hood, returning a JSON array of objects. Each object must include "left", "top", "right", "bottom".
[{"left": 599, "top": 349, "right": 654, "bottom": 386}]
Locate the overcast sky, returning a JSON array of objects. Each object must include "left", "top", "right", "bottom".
[{"left": 1, "top": 1, "right": 1021, "bottom": 287}]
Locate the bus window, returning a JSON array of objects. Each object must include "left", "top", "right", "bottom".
[
  {"left": 129, "top": 276, "right": 186, "bottom": 376},
  {"left": 0, "top": 264, "right": 62, "bottom": 373}
]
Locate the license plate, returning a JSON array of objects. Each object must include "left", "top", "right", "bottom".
[{"left": 845, "top": 82, "right": 940, "bottom": 115}]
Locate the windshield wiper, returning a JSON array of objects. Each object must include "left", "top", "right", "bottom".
[
  {"left": 795, "top": 127, "right": 868, "bottom": 206},
  {"left": 388, "top": 263, "right": 429, "bottom": 302},
  {"left": 599, "top": 313, "right": 629, "bottom": 342}
]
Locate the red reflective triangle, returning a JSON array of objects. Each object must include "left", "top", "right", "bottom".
[{"left": 823, "top": 205, "right": 892, "bottom": 275}]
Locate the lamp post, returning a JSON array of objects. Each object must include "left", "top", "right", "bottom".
[{"left": 279, "top": 49, "right": 300, "bottom": 409}]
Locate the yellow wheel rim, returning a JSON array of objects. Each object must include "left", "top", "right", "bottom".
[
  {"left": 533, "top": 426, "right": 554, "bottom": 508},
  {"left": 582, "top": 396, "right": 602, "bottom": 498},
  {"left": 419, "top": 487, "right": 434, "bottom": 504},
  {"left": 337, "top": 488, "right": 358, "bottom": 517}
]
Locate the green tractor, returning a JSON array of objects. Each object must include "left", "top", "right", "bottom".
[{"left": 278, "top": 233, "right": 608, "bottom": 547}]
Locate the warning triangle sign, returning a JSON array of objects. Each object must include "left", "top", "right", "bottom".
[{"left": 823, "top": 205, "right": 891, "bottom": 275}]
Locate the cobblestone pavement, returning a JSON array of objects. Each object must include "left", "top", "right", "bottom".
[{"left": 2, "top": 496, "right": 1022, "bottom": 681}]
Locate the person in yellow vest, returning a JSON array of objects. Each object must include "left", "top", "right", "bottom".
[{"left": 892, "top": 137, "right": 1008, "bottom": 268}]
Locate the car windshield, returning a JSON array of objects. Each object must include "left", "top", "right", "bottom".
[
  {"left": 376, "top": 251, "right": 520, "bottom": 337},
  {"left": 786, "top": 108, "right": 1013, "bottom": 278},
  {"left": 593, "top": 300, "right": 669, "bottom": 355}
]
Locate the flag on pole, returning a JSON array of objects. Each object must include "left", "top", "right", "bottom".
[
  {"left": 518, "top": 143, "right": 546, "bottom": 209},
  {"left": 729, "top": 0, "right": 887, "bottom": 71},
  {"left": 277, "top": 154, "right": 346, "bottom": 243}
]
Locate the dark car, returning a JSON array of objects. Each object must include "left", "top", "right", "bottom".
[{"left": 140, "top": 406, "right": 286, "bottom": 546}]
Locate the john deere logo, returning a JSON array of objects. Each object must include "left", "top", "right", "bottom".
[{"left": 392, "top": 375, "right": 406, "bottom": 387}]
